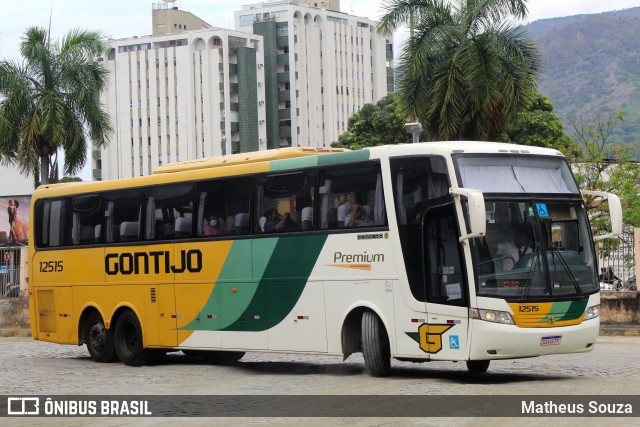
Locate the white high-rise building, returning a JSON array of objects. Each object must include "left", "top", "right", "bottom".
[
  {"left": 95, "top": 1, "right": 393, "bottom": 180},
  {"left": 96, "top": 3, "right": 267, "bottom": 180},
  {"left": 235, "top": 1, "right": 394, "bottom": 149}
]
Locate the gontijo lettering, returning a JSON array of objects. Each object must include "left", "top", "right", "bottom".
[{"left": 105, "top": 249, "right": 202, "bottom": 275}]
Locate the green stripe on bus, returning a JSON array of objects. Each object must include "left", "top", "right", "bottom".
[
  {"left": 539, "top": 300, "right": 588, "bottom": 323},
  {"left": 317, "top": 150, "right": 370, "bottom": 166},
  {"left": 179, "top": 239, "right": 278, "bottom": 331},
  {"left": 221, "top": 234, "right": 327, "bottom": 331},
  {"left": 269, "top": 156, "right": 320, "bottom": 171}
]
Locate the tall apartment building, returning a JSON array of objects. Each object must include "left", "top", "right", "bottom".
[
  {"left": 235, "top": 1, "right": 394, "bottom": 149},
  {"left": 94, "top": 0, "right": 392, "bottom": 179},
  {"left": 95, "top": 3, "right": 267, "bottom": 180}
]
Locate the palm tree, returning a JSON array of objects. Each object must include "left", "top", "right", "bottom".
[
  {"left": 0, "top": 27, "right": 112, "bottom": 186},
  {"left": 379, "top": 0, "right": 540, "bottom": 141}
]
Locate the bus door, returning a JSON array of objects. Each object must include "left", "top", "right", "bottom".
[{"left": 421, "top": 201, "right": 469, "bottom": 360}]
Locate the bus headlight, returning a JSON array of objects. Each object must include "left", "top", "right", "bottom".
[
  {"left": 469, "top": 308, "right": 515, "bottom": 325},
  {"left": 584, "top": 304, "right": 600, "bottom": 320}
]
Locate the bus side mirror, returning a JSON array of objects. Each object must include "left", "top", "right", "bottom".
[
  {"left": 450, "top": 187, "right": 486, "bottom": 242},
  {"left": 580, "top": 190, "right": 623, "bottom": 241}
]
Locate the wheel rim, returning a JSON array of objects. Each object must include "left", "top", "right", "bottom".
[
  {"left": 122, "top": 321, "right": 138, "bottom": 356},
  {"left": 89, "top": 323, "right": 106, "bottom": 353}
]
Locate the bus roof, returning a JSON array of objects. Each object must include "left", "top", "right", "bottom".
[{"left": 153, "top": 147, "right": 349, "bottom": 174}]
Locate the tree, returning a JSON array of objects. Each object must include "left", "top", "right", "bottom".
[
  {"left": 502, "top": 94, "right": 577, "bottom": 154},
  {"left": 378, "top": 0, "right": 540, "bottom": 141},
  {"left": 331, "top": 94, "right": 410, "bottom": 150},
  {"left": 0, "top": 27, "right": 112, "bottom": 187},
  {"left": 567, "top": 111, "right": 638, "bottom": 260}
]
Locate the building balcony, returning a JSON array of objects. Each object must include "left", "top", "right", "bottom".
[
  {"left": 276, "top": 36, "right": 289, "bottom": 47},
  {"left": 230, "top": 122, "right": 240, "bottom": 132},
  {"left": 278, "top": 90, "right": 290, "bottom": 101},
  {"left": 92, "top": 169, "right": 102, "bottom": 180},
  {"left": 230, "top": 83, "right": 238, "bottom": 93},
  {"left": 277, "top": 54, "right": 289, "bottom": 65},
  {"left": 230, "top": 102, "right": 239, "bottom": 112},
  {"left": 92, "top": 150, "right": 101, "bottom": 159},
  {"left": 279, "top": 126, "right": 291, "bottom": 138},
  {"left": 278, "top": 108, "right": 291, "bottom": 120},
  {"left": 277, "top": 72, "right": 290, "bottom": 83}
]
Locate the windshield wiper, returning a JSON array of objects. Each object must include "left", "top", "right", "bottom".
[
  {"left": 546, "top": 245, "right": 584, "bottom": 298},
  {"left": 520, "top": 245, "right": 541, "bottom": 303}
]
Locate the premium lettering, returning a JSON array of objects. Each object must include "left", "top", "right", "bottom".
[
  {"left": 333, "top": 251, "right": 384, "bottom": 263},
  {"left": 105, "top": 249, "right": 202, "bottom": 275}
]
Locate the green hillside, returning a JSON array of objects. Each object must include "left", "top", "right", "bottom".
[{"left": 526, "top": 8, "right": 640, "bottom": 149}]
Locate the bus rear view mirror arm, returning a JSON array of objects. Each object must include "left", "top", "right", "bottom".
[
  {"left": 450, "top": 187, "right": 486, "bottom": 242},
  {"left": 580, "top": 190, "right": 623, "bottom": 241}
]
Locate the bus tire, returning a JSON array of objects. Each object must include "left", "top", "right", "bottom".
[
  {"left": 85, "top": 311, "right": 117, "bottom": 363},
  {"left": 361, "top": 311, "right": 391, "bottom": 377},
  {"left": 114, "top": 310, "right": 150, "bottom": 366},
  {"left": 199, "top": 351, "right": 245, "bottom": 365},
  {"left": 466, "top": 360, "right": 490, "bottom": 374}
]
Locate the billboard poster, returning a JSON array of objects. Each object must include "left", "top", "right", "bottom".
[{"left": 0, "top": 196, "right": 31, "bottom": 246}]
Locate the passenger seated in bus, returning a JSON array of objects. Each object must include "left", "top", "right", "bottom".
[
  {"left": 344, "top": 202, "right": 375, "bottom": 228},
  {"left": 263, "top": 209, "right": 298, "bottom": 233},
  {"left": 202, "top": 211, "right": 228, "bottom": 236}
]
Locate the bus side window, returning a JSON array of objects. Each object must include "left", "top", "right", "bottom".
[
  {"left": 318, "top": 163, "right": 385, "bottom": 230},
  {"left": 104, "top": 189, "right": 143, "bottom": 243},
  {"left": 70, "top": 195, "right": 103, "bottom": 245},
  {"left": 256, "top": 171, "right": 316, "bottom": 234},
  {"left": 145, "top": 184, "right": 195, "bottom": 240},
  {"left": 196, "top": 176, "right": 252, "bottom": 237},
  {"left": 34, "top": 199, "right": 67, "bottom": 248}
]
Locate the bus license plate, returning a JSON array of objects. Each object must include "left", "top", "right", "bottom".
[{"left": 540, "top": 336, "right": 562, "bottom": 346}]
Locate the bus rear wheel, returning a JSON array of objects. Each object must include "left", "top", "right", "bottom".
[
  {"left": 466, "top": 360, "right": 490, "bottom": 374},
  {"left": 114, "top": 310, "right": 150, "bottom": 366},
  {"left": 85, "top": 311, "right": 117, "bottom": 363},
  {"left": 361, "top": 311, "right": 391, "bottom": 377}
]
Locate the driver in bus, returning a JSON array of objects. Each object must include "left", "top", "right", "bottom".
[{"left": 497, "top": 224, "right": 534, "bottom": 271}]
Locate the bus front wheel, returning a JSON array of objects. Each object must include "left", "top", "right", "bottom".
[
  {"left": 114, "top": 310, "right": 150, "bottom": 366},
  {"left": 466, "top": 360, "right": 490, "bottom": 374},
  {"left": 361, "top": 311, "right": 391, "bottom": 377},
  {"left": 85, "top": 311, "right": 117, "bottom": 363}
]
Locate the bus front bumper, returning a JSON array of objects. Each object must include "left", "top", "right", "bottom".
[{"left": 468, "top": 318, "right": 600, "bottom": 360}]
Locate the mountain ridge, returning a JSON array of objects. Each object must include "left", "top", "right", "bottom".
[{"left": 525, "top": 7, "right": 640, "bottom": 147}]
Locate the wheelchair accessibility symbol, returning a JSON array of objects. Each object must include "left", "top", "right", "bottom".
[
  {"left": 449, "top": 335, "right": 460, "bottom": 350},
  {"left": 535, "top": 203, "right": 549, "bottom": 217}
]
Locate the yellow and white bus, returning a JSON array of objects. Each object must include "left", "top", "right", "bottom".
[{"left": 29, "top": 142, "right": 622, "bottom": 376}]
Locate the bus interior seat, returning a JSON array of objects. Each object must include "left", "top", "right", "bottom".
[
  {"left": 258, "top": 216, "right": 267, "bottom": 232},
  {"left": 174, "top": 217, "right": 192, "bottom": 238},
  {"left": 235, "top": 213, "right": 249, "bottom": 234},
  {"left": 327, "top": 208, "right": 337, "bottom": 229},
  {"left": 336, "top": 203, "right": 351, "bottom": 228},
  {"left": 301, "top": 206, "right": 313, "bottom": 230},
  {"left": 289, "top": 211, "right": 300, "bottom": 227},
  {"left": 226, "top": 215, "right": 235, "bottom": 233},
  {"left": 79, "top": 226, "right": 95, "bottom": 244},
  {"left": 120, "top": 221, "right": 139, "bottom": 241},
  {"left": 94, "top": 225, "right": 102, "bottom": 242}
]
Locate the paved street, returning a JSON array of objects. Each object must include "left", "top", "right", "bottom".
[{"left": 1, "top": 335, "right": 639, "bottom": 426}]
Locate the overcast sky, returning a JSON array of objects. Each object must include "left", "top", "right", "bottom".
[{"left": 1, "top": 0, "right": 639, "bottom": 179}]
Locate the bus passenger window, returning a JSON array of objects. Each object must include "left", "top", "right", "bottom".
[
  {"left": 196, "top": 177, "right": 252, "bottom": 237},
  {"left": 318, "top": 163, "right": 385, "bottom": 230},
  {"left": 145, "top": 184, "right": 194, "bottom": 240},
  {"left": 104, "top": 189, "right": 143, "bottom": 243},
  {"left": 256, "top": 171, "right": 316, "bottom": 234}
]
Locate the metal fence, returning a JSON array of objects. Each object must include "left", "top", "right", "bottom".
[{"left": 0, "top": 246, "right": 22, "bottom": 298}]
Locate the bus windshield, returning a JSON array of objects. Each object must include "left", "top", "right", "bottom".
[{"left": 471, "top": 200, "right": 598, "bottom": 300}]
